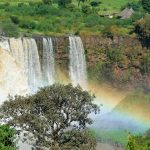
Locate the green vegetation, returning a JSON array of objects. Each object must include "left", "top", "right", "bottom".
[
  {"left": 0, "top": 125, "right": 16, "bottom": 150},
  {"left": 0, "top": 84, "right": 99, "bottom": 150},
  {"left": 135, "top": 14, "right": 150, "bottom": 48},
  {"left": 141, "top": 0, "right": 150, "bottom": 13},
  {"left": 92, "top": 129, "right": 129, "bottom": 146},
  {"left": 0, "top": 0, "right": 145, "bottom": 36},
  {"left": 126, "top": 130, "right": 150, "bottom": 150}
]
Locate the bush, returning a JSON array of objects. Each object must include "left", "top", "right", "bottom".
[
  {"left": 107, "top": 48, "right": 124, "bottom": 64},
  {"left": 84, "top": 14, "right": 100, "bottom": 27},
  {"left": 126, "top": 131, "right": 150, "bottom": 150},
  {"left": 58, "top": 0, "right": 72, "bottom": 8},
  {"left": 140, "top": 53, "right": 150, "bottom": 73},
  {"left": 127, "top": 2, "right": 141, "bottom": 11},
  {"left": 135, "top": 14, "right": 150, "bottom": 47},
  {"left": 35, "top": 5, "right": 49, "bottom": 15},
  {"left": 81, "top": 4, "right": 91, "bottom": 14},
  {"left": 37, "top": 21, "right": 54, "bottom": 31},
  {"left": 18, "top": 3, "right": 25, "bottom": 7},
  {"left": 131, "top": 12, "right": 144, "bottom": 22},
  {"left": 0, "top": 125, "right": 16, "bottom": 150},
  {"left": 10, "top": 16, "right": 20, "bottom": 24},
  {"left": 19, "top": 20, "right": 36, "bottom": 29},
  {"left": 141, "top": 0, "right": 150, "bottom": 13},
  {"left": 0, "top": 20, "right": 19, "bottom": 37},
  {"left": 66, "top": 3, "right": 76, "bottom": 11},
  {"left": 42, "top": 0, "right": 52, "bottom": 5}
]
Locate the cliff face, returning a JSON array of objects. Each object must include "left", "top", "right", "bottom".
[{"left": 53, "top": 35, "right": 150, "bottom": 90}]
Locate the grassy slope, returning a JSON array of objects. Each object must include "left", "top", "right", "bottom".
[
  {"left": 72, "top": 0, "right": 139, "bottom": 14},
  {"left": 0, "top": 0, "right": 140, "bottom": 36}
]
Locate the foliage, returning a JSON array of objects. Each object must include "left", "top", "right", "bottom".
[
  {"left": 140, "top": 52, "right": 150, "bottom": 73},
  {"left": 126, "top": 2, "right": 141, "bottom": 11},
  {"left": 58, "top": 0, "right": 72, "bottom": 7},
  {"left": 90, "top": 1, "right": 101, "bottom": 7},
  {"left": 0, "top": 125, "right": 16, "bottom": 150},
  {"left": 126, "top": 130, "right": 150, "bottom": 150},
  {"left": 0, "top": 0, "right": 141, "bottom": 35},
  {"left": 0, "top": 20, "right": 19, "bottom": 37},
  {"left": 19, "top": 19, "right": 36, "bottom": 29},
  {"left": 0, "top": 84, "right": 99, "bottom": 150},
  {"left": 141, "top": 0, "right": 150, "bottom": 13},
  {"left": 81, "top": 4, "right": 91, "bottom": 14},
  {"left": 107, "top": 48, "right": 124, "bottom": 64},
  {"left": 10, "top": 16, "right": 20, "bottom": 24},
  {"left": 42, "top": 0, "right": 52, "bottom": 5},
  {"left": 135, "top": 14, "right": 150, "bottom": 46}
]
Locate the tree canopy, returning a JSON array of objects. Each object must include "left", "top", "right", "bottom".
[
  {"left": 135, "top": 14, "right": 150, "bottom": 47},
  {"left": 126, "top": 129, "right": 150, "bottom": 150},
  {"left": 0, "top": 84, "right": 99, "bottom": 150},
  {"left": 0, "top": 125, "right": 16, "bottom": 150},
  {"left": 141, "top": 0, "right": 150, "bottom": 13}
]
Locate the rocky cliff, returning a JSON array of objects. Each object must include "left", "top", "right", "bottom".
[{"left": 51, "top": 35, "right": 150, "bottom": 90}]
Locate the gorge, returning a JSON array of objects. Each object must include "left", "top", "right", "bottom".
[{"left": 0, "top": 35, "right": 150, "bottom": 148}]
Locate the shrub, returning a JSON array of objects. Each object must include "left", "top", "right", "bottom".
[
  {"left": 35, "top": 5, "right": 49, "bottom": 15},
  {"left": 140, "top": 53, "right": 150, "bottom": 73},
  {"left": 127, "top": 2, "right": 141, "bottom": 11},
  {"left": 107, "top": 48, "right": 124, "bottom": 64},
  {"left": 18, "top": 3, "right": 25, "bottom": 7},
  {"left": 42, "top": 0, "right": 52, "bottom": 5},
  {"left": 141, "top": 0, "right": 150, "bottom": 13},
  {"left": 135, "top": 14, "right": 150, "bottom": 47},
  {"left": 0, "top": 125, "right": 16, "bottom": 150},
  {"left": 81, "top": 4, "right": 91, "bottom": 14},
  {"left": 19, "top": 20, "right": 36, "bottom": 29},
  {"left": 58, "top": 0, "right": 72, "bottom": 8},
  {"left": 10, "top": 16, "right": 20, "bottom": 24},
  {"left": 66, "top": 3, "right": 76, "bottom": 11},
  {"left": 84, "top": 14, "right": 100, "bottom": 27},
  {"left": 0, "top": 20, "right": 19, "bottom": 37}
]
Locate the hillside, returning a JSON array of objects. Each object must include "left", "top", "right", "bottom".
[{"left": 0, "top": 0, "right": 144, "bottom": 36}]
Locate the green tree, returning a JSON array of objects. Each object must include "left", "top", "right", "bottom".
[
  {"left": 58, "top": 0, "right": 72, "bottom": 7},
  {"left": 0, "top": 84, "right": 99, "bottom": 150},
  {"left": 0, "top": 125, "right": 16, "bottom": 150},
  {"left": 141, "top": 0, "right": 150, "bottom": 13},
  {"left": 42, "top": 0, "right": 52, "bottom": 5},
  {"left": 0, "top": 20, "right": 19, "bottom": 37},
  {"left": 135, "top": 14, "right": 150, "bottom": 47},
  {"left": 126, "top": 130, "right": 150, "bottom": 150}
]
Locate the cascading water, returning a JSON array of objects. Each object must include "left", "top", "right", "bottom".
[
  {"left": 0, "top": 37, "right": 56, "bottom": 95},
  {"left": 22, "top": 38, "right": 42, "bottom": 92},
  {"left": 0, "top": 38, "right": 10, "bottom": 51},
  {"left": 42, "top": 38, "right": 55, "bottom": 86},
  {"left": 0, "top": 47, "right": 28, "bottom": 103},
  {"left": 69, "top": 36, "right": 87, "bottom": 87}
]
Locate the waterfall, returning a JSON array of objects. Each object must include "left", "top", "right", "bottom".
[
  {"left": 0, "top": 48, "right": 28, "bottom": 103},
  {"left": 22, "top": 38, "right": 42, "bottom": 92},
  {"left": 8, "top": 37, "right": 56, "bottom": 93},
  {"left": 42, "top": 38, "right": 55, "bottom": 86},
  {"left": 0, "top": 39, "right": 10, "bottom": 51},
  {"left": 69, "top": 36, "right": 87, "bottom": 87}
]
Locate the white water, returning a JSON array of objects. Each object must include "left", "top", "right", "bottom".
[
  {"left": 0, "top": 37, "right": 56, "bottom": 98},
  {"left": 69, "top": 36, "right": 87, "bottom": 87},
  {"left": 0, "top": 38, "right": 10, "bottom": 51},
  {"left": 0, "top": 48, "right": 28, "bottom": 103},
  {"left": 22, "top": 38, "right": 42, "bottom": 92},
  {"left": 42, "top": 38, "right": 55, "bottom": 86}
]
